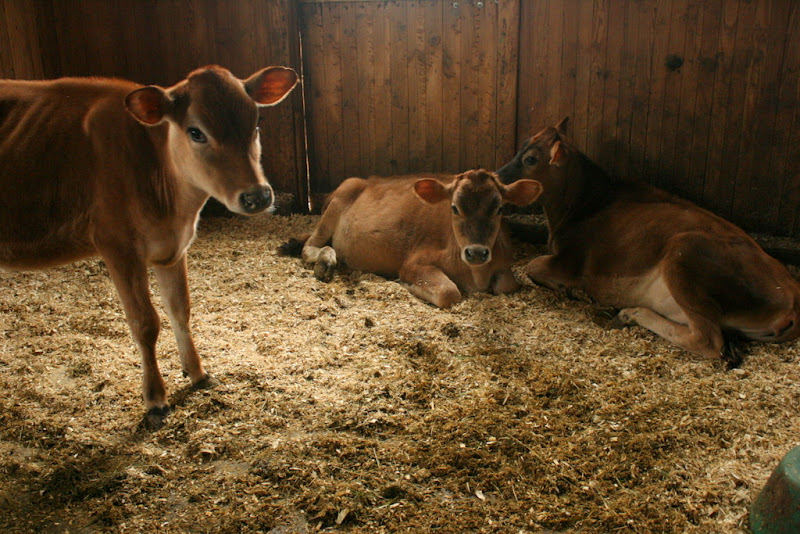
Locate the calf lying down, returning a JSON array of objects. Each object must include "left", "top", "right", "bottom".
[
  {"left": 498, "top": 118, "right": 800, "bottom": 366},
  {"left": 288, "top": 170, "right": 541, "bottom": 307}
]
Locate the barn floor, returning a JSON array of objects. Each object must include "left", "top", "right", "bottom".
[{"left": 1, "top": 213, "right": 798, "bottom": 534}]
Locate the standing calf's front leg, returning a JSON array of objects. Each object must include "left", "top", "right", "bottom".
[
  {"left": 103, "top": 249, "right": 169, "bottom": 417},
  {"left": 153, "top": 256, "right": 208, "bottom": 386}
]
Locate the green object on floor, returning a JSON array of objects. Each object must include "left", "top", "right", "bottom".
[{"left": 750, "top": 445, "right": 800, "bottom": 534}]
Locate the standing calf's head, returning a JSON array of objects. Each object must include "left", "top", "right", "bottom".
[
  {"left": 496, "top": 117, "right": 571, "bottom": 185},
  {"left": 124, "top": 65, "right": 298, "bottom": 215},
  {"left": 414, "top": 169, "right": 542, "bottom": 266}
]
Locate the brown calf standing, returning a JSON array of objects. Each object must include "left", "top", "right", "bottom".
[
  {"left": 297, "top": 170, "right": 542, "bottom": 308},
  {"left": 497, "top": 118, "right": 800, "bottom": 365},
  {"left": 0, "top": 65, "right": 298, "bottom": 421}
]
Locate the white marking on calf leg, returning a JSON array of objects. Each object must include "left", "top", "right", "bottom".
[
  {"left": 400, "top": 264, "right": 462, "bottom": 308},
  {"left": 153, "top": 257, "right": 208, "bottom": 386},
  {"left": 618, "top": 307, "right": 724, "bottom": 360}
]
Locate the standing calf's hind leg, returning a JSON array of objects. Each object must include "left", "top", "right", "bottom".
[
  {"left": 400, "top": 263, "right": 462, "bottom": 308},
  {"left": 153, "top": 256, "right": 209, "bottom": 387},
  {"left": 104, "top": 250, "right": 170, "bottom": 416}
]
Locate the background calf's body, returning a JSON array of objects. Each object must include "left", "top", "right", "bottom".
[
  {"left": 299, "top": 170, "right": 541, "bottom": 308},
  {"left": 498, "top": 119, "right": 800, "bottom": 364}
]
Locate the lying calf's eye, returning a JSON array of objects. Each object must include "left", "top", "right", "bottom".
[
  {"left": 451, "top": 205, "right": 460, "bottom": 215},
  {"left": 187, "top": 127, "right": 207, "bottom": 144},
  {"left": 523, "top": 156, "right": 538, "bottom": 166}
]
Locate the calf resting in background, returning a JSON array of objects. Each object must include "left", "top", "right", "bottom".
[
  {"left": 285, "top": 169, "right": 542, "bottom": 308},
  {"left": 497, "top": 118, "right": 800, "bottom": 366}
]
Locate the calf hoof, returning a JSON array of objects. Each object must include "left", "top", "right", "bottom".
[
  {"left": 142, "top": 405, "right": 171, "bottom": 431},
  {"left": 192, "top": 374, "right": 220, "bottom": 390},
  {"left": 591, "top": 307, "right": 621, "bottom": 328},
  {"left": 314, "top": 260, "right": 336, "bottom": 283},
  {"left": 609, "top": 308, "right": 637, "bottom": 329}
]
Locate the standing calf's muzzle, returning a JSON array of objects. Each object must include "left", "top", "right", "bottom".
[
  {"left": 239, "top": 186, "right": 273, "bottom": 214},
  {"left": 463, "top": 245, "right": 491, "bottom": 265}
]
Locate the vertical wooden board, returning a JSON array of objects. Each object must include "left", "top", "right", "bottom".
[
  {"left": 441, "top": 1, "right": 462, "bottom": 172},
  {"left": 319, "top": 2, "right": 345, "bottom": 189},
  {"left": 339, "top": 3, "right": 362, "bottom": 179},
  {"left": 572, "top": 0, "right": 594, "bottom": 151},
  {"left": 585, "top": 0, "right": 609, "bottom": 161},
  {"left": 495, "top": 0, "right": 520, "bottom": 168},
  {"left": 641, "top": 0, "right": 673, "bottom": 185},
  {"left": 776, "top": 4, "right": 800, "bottom": 235},
  {"left": 0, "top": 1, "right": 17, "bottom": 78},
  {"left": 3, "top": 0, "right": 42, "bottom": 79},
  {"left": 388, "top": 0, "right": 410, "bottom": 175},
  {"left": 476, "top": 2, "right": 497, "bottom": 170},
  {"left": 702, "top": 0, "right": 740, "bottom": 217},
  {"left": 654, "top": 0, "right": 688, "bottom": 189},
  {"left": 517, "top": 0, "right": 549, "bottom": 145},
  {"left": 715, "top": 0, "right": 757, "bottom": 220},
  {"left": 612, "top": 0, "right": 635, "bottom": 178},
  {"left": 459, "top": 3, "right": 478, "bottom": 170},
  {"left": 355, "top": 2, "right": 376, "bottom": 175},
  {"left": 684, "top": 0, "right": 722, "bottom": 206},
  {"left": 598, "top": 0, "right": 625, "bottom": 173},
  {"left": 543, "top": 0, "right": 564, "bottom": 140},
  {"left": 302, "top": 3, "right": 330, "bottom": 193},
  {"left": 371, "top": 4, "right": 393, "bottom": 176},
  {"left": 407, "top": 1, "right": 427, "bottom": 172},
  {"left": 626, "top": 0, "right": 657, "bottom": 179},
  {"left": 424, "top": 0, "right": 443, "bottom": 170},
  {"left": 670, "top": 0, "right": 704, "bottom": 201},
  {"left": 734, "top": 0, "right": 788, "bottom": 231}
]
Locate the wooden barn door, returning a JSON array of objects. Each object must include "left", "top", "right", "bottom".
[{"left": 298, "top": 0, "right": 520, "bottom": 201}]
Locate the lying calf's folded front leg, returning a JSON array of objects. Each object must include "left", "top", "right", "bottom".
[
  {"left": 302, "top": 244, "right": 337, "bottom": 282},
  {"left": 490, "top": 268, "right": 519, "bottom": 295},
  {"left": 400, "top": 263, "right": 462, "bottom": 308}
]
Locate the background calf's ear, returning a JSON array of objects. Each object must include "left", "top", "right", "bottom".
[
  {"left": 125, "top": 86, "right": 171, "bottom": 125},
  {"left": 503, "top": 179, "right": 542, "bottom": 206},
  {"left": 414, "top": 178, "right": 450, "bottom": 204},
  {"left": 246, "top": 66, "right": 299, "bottom": 107}
]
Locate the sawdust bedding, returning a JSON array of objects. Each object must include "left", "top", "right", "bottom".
[{"left": 1, "top": 212, "right": 798, "bottom": 534}]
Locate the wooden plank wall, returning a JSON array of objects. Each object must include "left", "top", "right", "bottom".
[
  {"left": 0, "top": 0, "right": 306, "bottom": 205},
  {"left": 299, "top": 0, "right": 520, "bottom": 196},
  {"left": 517, "top": 0, "right": 800, "bottom": 238}
]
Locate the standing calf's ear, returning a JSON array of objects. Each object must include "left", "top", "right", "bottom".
[
  {"left": 502, "top": 179, "right": 543, "bottom": 206},
  {"left": 245, "top": 66, "right": 299, "bottom": 107},
  {"left": 414, "top": 178, "right": 450, "bottom": 204},
  {"left": 125, "top": 86, "right": 172, "bottom": 125}
]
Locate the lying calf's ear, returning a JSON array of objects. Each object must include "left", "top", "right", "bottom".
[
  {"left": 549, "top": 140, "right": 567, "bottom": 167},
  {"left": 125, "top": 86, "right": 172, "bottom": 125},
  {"left": 414, "top": 178, "right": 450, "bottom": 204},
  {"left": 503, "top": 179, "right": 542, "bottom": 206}
]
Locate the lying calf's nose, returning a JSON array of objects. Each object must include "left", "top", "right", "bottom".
[
  {"left": 464, "top": 245, "right": 490, "bottom": 265},
  {"left": 239, "top": 186, "right": 273, "bottom": 214}
]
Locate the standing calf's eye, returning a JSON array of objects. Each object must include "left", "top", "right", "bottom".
[
  {"left": 523, "top": 155, "right": 538, "bottom": 166},
  {"left": 451, "top": 205, "right": 460, "bottom": 215},
  {"left": 187, "top": 127, "right": 207, "bottom": 144}
]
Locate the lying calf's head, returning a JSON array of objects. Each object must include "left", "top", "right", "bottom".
[{"left": 414, "top": 169, "right": 542, "bottom": 266}]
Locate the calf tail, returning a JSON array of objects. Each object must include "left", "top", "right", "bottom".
[
  {"left": 277, "top": 234, "right": 309, "bottom": 257},
  {"left": 722, "top": 330, "right": 747, "bottom": 369}
]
